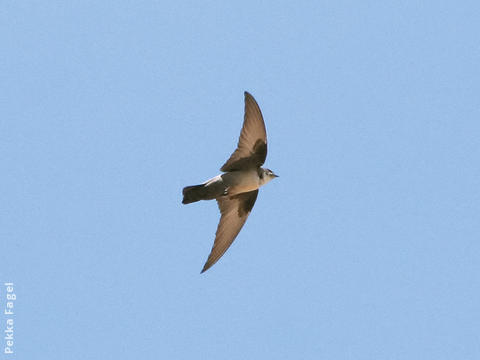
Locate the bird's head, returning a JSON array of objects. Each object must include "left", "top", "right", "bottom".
[{"left": 260, "top": 168, "right": 279, "bottom": 185}]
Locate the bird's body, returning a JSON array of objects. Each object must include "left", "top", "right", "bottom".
[
  {"left": 221, "top": 168, "right": 263, "bottom": 195},
  {"left": 182, "top": 92, "right": 277, "bottom": 273},
  {"left": 183, "top": 168, "right": 274, "bottom": 204}
]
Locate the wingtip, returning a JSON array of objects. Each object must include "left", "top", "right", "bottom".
[{"left": 201, "top": 260, "right": 214, "bottom": 274}]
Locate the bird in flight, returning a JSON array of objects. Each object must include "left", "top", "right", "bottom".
[{"left": 182, "top": 91, "right": 278, "bottom": 273}]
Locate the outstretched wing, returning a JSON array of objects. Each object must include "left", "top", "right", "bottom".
[
  {"left": 201, "top": 190, "right": 259, "bottom": 273},
  {"left": 220, "top": 92, "right": 267, "bottom": 172}
]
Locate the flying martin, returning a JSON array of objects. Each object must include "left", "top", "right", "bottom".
[{"left": 182, "top": 91, "right": 278, "bottom": 273}]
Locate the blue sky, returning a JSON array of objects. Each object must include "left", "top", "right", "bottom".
[{"left": 2, "top": 1, "right": 479, "bottom": 359}]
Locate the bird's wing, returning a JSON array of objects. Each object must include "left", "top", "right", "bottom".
[
  {"left": 220, "top": 92, "right": 267, "bottom": 172},
  {"left": 201, "top": 190, "right": 259, "bottom": 273}
]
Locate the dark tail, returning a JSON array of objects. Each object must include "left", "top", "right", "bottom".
[{"left": 182, "top": 184, "right": 206, "bottom": 204}]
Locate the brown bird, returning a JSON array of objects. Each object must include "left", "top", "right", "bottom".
[{"left": 182, "top": 92, "right": 278, "bottom": 273}]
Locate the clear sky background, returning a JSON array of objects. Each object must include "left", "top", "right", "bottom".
[{"left": 2, "top": 1, "right": 479, "bottom": 359}]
